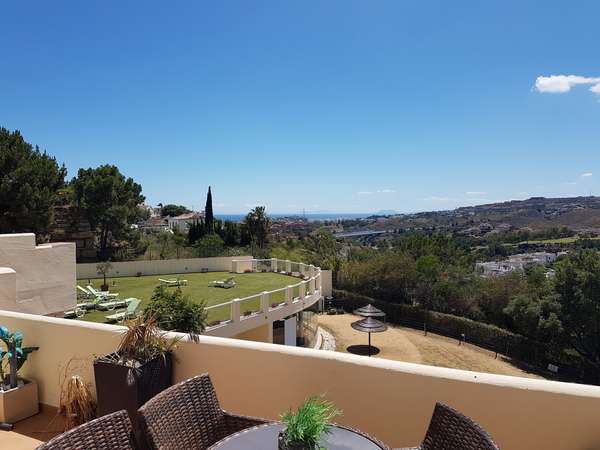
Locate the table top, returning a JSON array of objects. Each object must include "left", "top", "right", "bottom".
[{"left": 208, "top": 423, "right": 386, "bottom": 450}]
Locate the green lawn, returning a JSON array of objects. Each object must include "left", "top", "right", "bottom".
[{"left": 77, "top": 271, "right": 300, "bottom": 324}]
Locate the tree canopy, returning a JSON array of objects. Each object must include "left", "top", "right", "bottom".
[
  {"left": 205, "top": 186, "right": 214, "bottom": 232},
  {"left": 0, "top": 127, "right": 66, "bottom": 236},
  {"left": 160, "top": 204, "right": 190, "bottom": 218},
  {"left": 243, "top": 206, "right": 271, "bottom": 250},
  {"left": 72, "top": 165, "right": 144, "bottom": 259},
  {"left": 194, "top": 233, "right": 225, "bottom": 257}
]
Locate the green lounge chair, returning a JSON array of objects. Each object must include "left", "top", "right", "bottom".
[
  {"left": 64, "top": 307, "right": 86, "bottom": 319},
  {"left": 76, "top": 301, "right": 97, "bottom": 310},
  {"left": 96, "top": 298, "right": 132, "bottom": 311},
  {"left": 77, "top": 285, "right": 95, "bottom": 299},
  {"left": 105, "top": 298, "right": 142, "bottom": 323},
  {"left": 87, "top": 285, "right": 119, "bottom": 299},
  {"left": 208, "top": 277, "right": 236, "bottom": 289},
  {"left": 159, "top": 278, "right": 188, "bottom": 287}
]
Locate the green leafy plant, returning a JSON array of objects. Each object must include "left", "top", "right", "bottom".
[
  {"left": 0, "top": 327, "right": 39, "bottom": 389},
  {"left": 96, "top": 261, "right": 113, "bottom": 290},
  {"left": 100, "top": 316, "right": 178, "bottom": 368},
  {"left": 280, "top": 396, "right": 341, "bottom": 449},
  {"left": 144, "top": 285, "right": 207, "bottom": 334}
]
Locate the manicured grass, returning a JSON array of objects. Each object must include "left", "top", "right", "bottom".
[{"left": 77, "top": 271, "right": 300, "bottom": 324}]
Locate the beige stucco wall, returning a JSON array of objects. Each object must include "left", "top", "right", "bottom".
[
  {"left": 1, "top": 309, "right": 600, "bottom": 450},
  {"left": 320, "top": 270, "right": 332, "bottom": 297},
  {"left": 76, "top": 256, "right": 253, "bottom": 279},
  {"left": 0, "top": 234, "right": 75, "bottom": 315},
  {"left": 232, "top": 323, "right": 273, "bottom": 343}
]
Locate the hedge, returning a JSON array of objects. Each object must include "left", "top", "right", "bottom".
[{"left": 332, "top": 289, "right": 557, "bottom": 369}]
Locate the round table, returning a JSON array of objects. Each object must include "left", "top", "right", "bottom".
[{"left": 208, "top": 423, "right": 386, "bottom": 450}]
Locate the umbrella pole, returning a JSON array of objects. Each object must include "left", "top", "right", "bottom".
[{"left": 368, "top": 332, "right": 371, "bottom": 357}]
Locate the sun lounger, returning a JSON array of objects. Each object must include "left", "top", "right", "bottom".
[
  {"left": 105, "top": 298, "right": 142, "bottom": 323},
  {"left": 76, "top": 301, "right": 97, "bottom": 310},
  {"left": 159, "top": 278, "right": 188, "bottom": 286},
  {"left": 87, "top": 285, "right": 119, "bottom": 299},
  {"left": 64, "top": 307, "right": 86, "bottom": 319},
  {"left": 77, "top": 285, "right": 95, "bottom": 299},
  {"left": 96, "top": 298, "right": 132, "bottom": 311},
  {"left": 208, "top": 277, "right": 236, "bottom": 289}
]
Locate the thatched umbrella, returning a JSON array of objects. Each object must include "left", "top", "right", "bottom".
[
  {"left": 353, "top": 304, "right": 385, "bottom": 319},
  {"left": 351, "top": 316, "right": 387, "bottom": 357}
]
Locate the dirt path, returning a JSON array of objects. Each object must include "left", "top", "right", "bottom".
[{"left": 318, "top": 314, "right": 541, "bottom": 379}]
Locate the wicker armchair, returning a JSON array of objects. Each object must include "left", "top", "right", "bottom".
[
  {"left": 137, "top": 373, "right": 272, "bottom": 450},
  {"left": 36, "top": 410, "right": 136, "bottom": 450},
  {"left": 395, "top": 403, "right": 499, "bottom": 450}
]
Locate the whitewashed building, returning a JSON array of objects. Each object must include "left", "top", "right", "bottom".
[{"left": 167, "top": 212, "right": 203, "bottom": 232}]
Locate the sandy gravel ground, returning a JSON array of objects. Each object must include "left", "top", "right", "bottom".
[{"left": 318, "top": 314, "right": 541, "bottom": 379}]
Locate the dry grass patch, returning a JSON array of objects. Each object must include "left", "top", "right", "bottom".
[{"left": 318, "top": 314, "right": 541, "bottom": 379}]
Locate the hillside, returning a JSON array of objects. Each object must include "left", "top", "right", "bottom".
[{"left": 343, "top": 196, "right": 600, "bottom": 235}]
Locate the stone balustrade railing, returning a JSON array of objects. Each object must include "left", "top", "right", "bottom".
[{"left": 203, "top": 259, "right": 322, "bottom": 337}]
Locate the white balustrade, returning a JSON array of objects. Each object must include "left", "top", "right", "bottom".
[
  {"left": 231, "top": 299, "right": 240, "bottom": 323},
  {"left": 261, "top": 291, "right": 269, "bottom": 314},
  {"left": 207, "top": 259, "right": 323, "bottom": 332}
]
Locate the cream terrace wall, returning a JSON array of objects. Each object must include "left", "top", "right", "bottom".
[
  {"left": 0, "top": 234, "right": 76, "bottom": 315},
  {"left": 1, "top": 309, "right": 599, "bottom": 450},
  {"left": 320, "top": 269, "right": 332, "bottom": 297},
  {"left": 76, "top": 255, "right": 253, "bottom": 279}
]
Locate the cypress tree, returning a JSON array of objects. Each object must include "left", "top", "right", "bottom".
[{"left": 205, "top": 186, "right": 214, "bottom": 231}]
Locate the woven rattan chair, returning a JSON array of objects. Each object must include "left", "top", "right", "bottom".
[
  {"left": 138, "top": 373, "right": 272, "bottom": 450},
  {"left": 395, "top": 403, "right": 499, "bottom": 450},
  {"left": 36, "top": 410, "right": 136, "bottom": 450}
]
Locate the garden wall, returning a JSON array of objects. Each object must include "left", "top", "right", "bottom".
[{"left": 76, "top": 255, "right": 253, "bottom": 279}]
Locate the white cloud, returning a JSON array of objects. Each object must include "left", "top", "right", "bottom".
[
  {"left": 379, "top": 189, "right": 396, "bottom": 193},
  {"left": 581, "top": 172, "right": 593, "bottom": 177},
  {"left": 535, "top": 75, "right": 600, "bottom": 95},
  {"left": 357, "top": 191, "right": 374, "bottom": 195},
  {"left": 465, "top": 191, "right": 487, "bottom": 196},
  {"left": 561, "top": 181, "right": 577, "bottom": 186}
]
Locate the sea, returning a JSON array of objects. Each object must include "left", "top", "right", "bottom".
[{"left": 215, "top": 213, "right": 372, "bottom": 223}]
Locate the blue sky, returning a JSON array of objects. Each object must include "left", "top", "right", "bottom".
[{"left": 2, "top": 1, "right": 600, "bottom": 214}]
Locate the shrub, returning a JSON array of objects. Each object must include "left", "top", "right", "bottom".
[
  {"left": 332, "top": 289, "right": 550, "bottom": 365},
  {"left": 144, "top": 286, "right": 207, "bottom": 334}
]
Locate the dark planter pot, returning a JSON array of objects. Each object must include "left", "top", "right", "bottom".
[
  {"left": 278, "top": 431, "right": 315, "bottom": 450},
  {"left": 94, "top": 352, "right": 173, "bottom": 447}
]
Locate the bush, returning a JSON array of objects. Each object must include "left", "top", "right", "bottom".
[
  {"left": 194, "top": 233, "right": 225, "bottom": 258},
  {"left": 144, "top": 286, "right": 207, "bottom": 334}
]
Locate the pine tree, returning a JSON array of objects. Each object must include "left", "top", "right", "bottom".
[{"left": 205, "top": 186, "right": 214, "bottom": 232}]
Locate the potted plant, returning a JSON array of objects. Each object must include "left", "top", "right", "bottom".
[
  {"left": 96, "top": 261, "right": 113, "bottom": 291},
  {"left": 278, "top": 396, "right": 340, "bottom": 450},
  {"left": 0, "top": 327, "right": 39, "bottom": 423},
  {"left": 93, "top": 316, "right": 177, "bottom": 440}
]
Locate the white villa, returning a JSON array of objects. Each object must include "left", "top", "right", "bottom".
[
  {"left": 167, "top": 211, "right": 203, "bottom": 232},
  {"left": 475, "top": 252, "right": 564, "bottom": 277}
]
